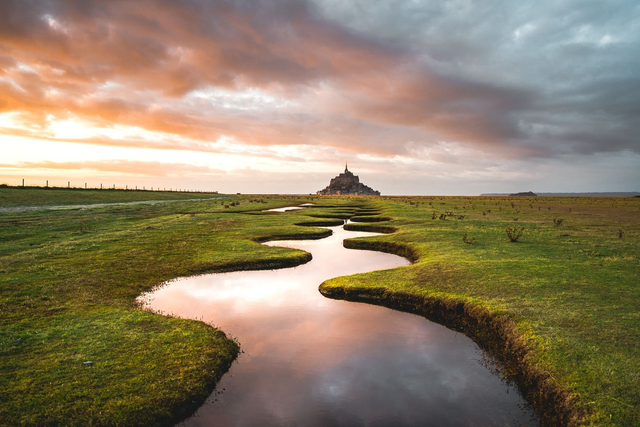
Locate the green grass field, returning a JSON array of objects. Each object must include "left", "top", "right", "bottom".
[
  {"left": 0, "top": 185, "right": 221, "bottom": 208},
  {"left": 321, "top": 195, "right": 640, "bottom": 426},
  {"left": 0, "top": 190, "right": 327, "bottom": 426},
  {"left": 1, "top": 188, "right": 638, "bottom": 426}
]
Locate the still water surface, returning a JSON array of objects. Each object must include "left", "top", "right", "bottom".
[
  {"left": 264, "top": 203, "right": 315, "bottom": 212},
  {"left": 141, "top": 225, "right": 538, "bottom": 426}
]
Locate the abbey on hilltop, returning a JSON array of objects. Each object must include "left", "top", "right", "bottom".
[{"left": 316, "top": 164, "right": 380, "bottom": 196}]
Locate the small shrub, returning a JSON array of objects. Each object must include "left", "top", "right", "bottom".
[
  {"left": 462, "top": 233, "right": 476, "bottom": 245},
  {"left": 506, "top": 226, "right": 525, "bottom": 242}
]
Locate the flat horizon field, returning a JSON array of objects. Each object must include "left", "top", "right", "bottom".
[{"left": 1, "top": 189, "right": 638, "bottom": 426}]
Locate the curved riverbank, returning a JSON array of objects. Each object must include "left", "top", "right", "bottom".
[
  {"left": 144, "top": 224, "right": 538, "bottom": 426},
  {"left": 321, "top": 218, "right": 582, "bottom": 426},
  {"left": 0, "top": 196, "right": 331, "bottom": 426},
  {"left": 319, "top": 284, "right": 581, "bottom": 426}
]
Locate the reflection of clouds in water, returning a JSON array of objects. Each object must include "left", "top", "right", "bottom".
[
  {"left": 150, "top": 225, "right": 536, "bottom": 427},
  {"left": 313, "top": 340, "right": 502, "bottom": 427},
  {"left": 264, "top": 204, "right": 315, "bottom": 213},
  {"left": 264, "top": 206, "right": 305, "bottom": 212},
  {"left": 148, "top": 227, "right": 407, "bottom": 328}
]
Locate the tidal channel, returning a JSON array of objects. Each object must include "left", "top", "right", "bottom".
[{"left": 140, "top": 222, "right": 538, "bottom": 426}]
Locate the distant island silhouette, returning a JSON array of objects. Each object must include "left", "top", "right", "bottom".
[
  {"left": 481, "top": 192, "right": 640, "bottom": 197},
  {"left": 317, "top": 164, "right": 380, "bottom": 196}
]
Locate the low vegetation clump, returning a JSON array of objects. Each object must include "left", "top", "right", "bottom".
[
  {"left": 505, "top": 225, "right": 526, "bottom": 242},
  {"left": 462, "top": 233, "right": 476, "bottom": 245}
]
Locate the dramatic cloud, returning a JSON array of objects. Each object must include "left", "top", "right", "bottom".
[
  {"left": 1, "top": 0, "right": 638, "bottom": 193},
  {"left": 0, "top": 159, "right": 224, "bottom": 177}
]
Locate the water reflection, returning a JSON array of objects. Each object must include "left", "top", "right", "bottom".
[
  {"left": 264, "top": 203, "right": 314, "bottom": 212},
  {"left": 142, "top": 226, "right": 538, "bottom": 427}
]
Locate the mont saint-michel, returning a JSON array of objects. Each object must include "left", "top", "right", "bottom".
[{"left": 317, "top": 165, "right": 380, "bottom": 196}]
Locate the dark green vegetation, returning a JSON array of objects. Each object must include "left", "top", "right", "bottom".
[
  {"left": 1, "top": 189, "right": 638, "bottom": 426},
  {"left": 0, "top": 185, "right": 220, "bottom": 208},
  {"left": 0, "top": 191, "right": 328, "bottom": 426},
  {"left": 321, "top": 196, "right": 640, "bottom": 426}
]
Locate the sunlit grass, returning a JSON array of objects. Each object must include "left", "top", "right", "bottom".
[
  {"left": 1, "top": 192, "right": 638, "bottom": 426},
  {"left": 321, "top": 195, "right": 640, "bottom": 426},
  {"left": 0, "top": 192, "right": 329, "bottom": 426},
  {"left": 0, "top": 186, "right": 221, "bottom": 208}
]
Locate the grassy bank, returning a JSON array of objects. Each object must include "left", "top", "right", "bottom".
[
  {"left": 0, "top": 192, "right": 329, "bottom": 426},
  {"left": 2, "top": 192, "right": 638, "bottom": 425},
  {"left": 320, "top": 196, "right": 640, "bottom": 426}
]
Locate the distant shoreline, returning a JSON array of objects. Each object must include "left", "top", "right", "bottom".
[{"left": 480, "top": 192, "right": 640, "bottom": 197}]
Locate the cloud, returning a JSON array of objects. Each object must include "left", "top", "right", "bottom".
[
  {"left": 0, "top": 159, "right": 225, "bottom": 177},
  {"left": 0, "top": 0, "right": 638, "bottom": 172}
]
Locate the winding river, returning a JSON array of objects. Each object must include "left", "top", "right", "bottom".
[{"left": 140, "top": 218, "right": 538, "bottom": 426}]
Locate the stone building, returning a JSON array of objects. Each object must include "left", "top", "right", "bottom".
[{"left": 316, "top": 164, "right": 380, "bottom": 196}]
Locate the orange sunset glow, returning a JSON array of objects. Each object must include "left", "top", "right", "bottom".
[{"left": 1, "top": 1, "right": 638, "bottom": 194}]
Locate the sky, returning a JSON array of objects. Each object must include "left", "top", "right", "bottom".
[{"left": 1, "top": 0, "right": 639, "bottom": 195}]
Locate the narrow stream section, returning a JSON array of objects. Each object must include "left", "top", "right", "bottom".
[{"left": 140, "top": 224, "right": 538, "bottom": 426}]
